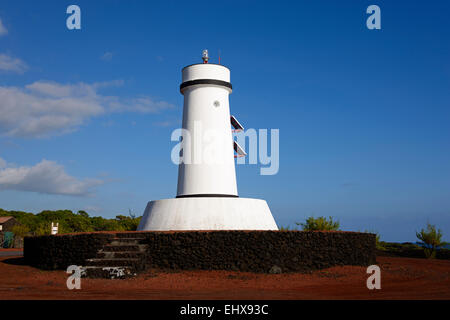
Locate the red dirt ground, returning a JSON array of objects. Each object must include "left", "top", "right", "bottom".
[{"left": 0, "top": 255, "right": 448, "bottom": 300}]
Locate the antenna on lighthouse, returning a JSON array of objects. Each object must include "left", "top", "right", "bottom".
[{"left": 202, "top": 49, "right": 209, "bottom": 63}]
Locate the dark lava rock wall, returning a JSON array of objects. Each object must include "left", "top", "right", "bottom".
[
  {"left": 141, "top": 231, "right": 376, "bottom": 272},
  {"left": 24, "top": 233, "right": 114, "bottom": 269},
  {"left": 24, "top": 231, "right": 376, "bottom": 272}
]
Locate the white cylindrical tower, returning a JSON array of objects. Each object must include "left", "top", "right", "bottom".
[
  {"left": 177, "top": 62, "right": 237, "bottom": 198},
  {"left": 137, "top": 50, "right": 278, "bottom": 231}
]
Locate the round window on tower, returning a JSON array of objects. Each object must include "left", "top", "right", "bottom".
[{"left": 213, "top": 100, "right": 220, "bottom": 108}]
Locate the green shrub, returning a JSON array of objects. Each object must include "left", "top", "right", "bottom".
[
  {"left": 296, "top": 216, "right": 340, "bottom": 231},
  {"left": 362, "top": 229, "right": 381, "bottom": 249},
  {"left": 416, "top": 223, "right": 447, "bottom": 259},
  {"left": 374, "top": 233, "right": 381, "bottom": 250},
  {"left": 34, "top": 222, "right": 52, "bottom": 236},
  {"left": 278, "top": 225, "right": 298, "bottom": 231},
  {"left": 10, "top": 224, "right": 30, "bottom": 238}
]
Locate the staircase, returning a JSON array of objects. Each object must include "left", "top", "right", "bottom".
[{"left": 81, "top": 234, "right": 148, "bottom": 279}]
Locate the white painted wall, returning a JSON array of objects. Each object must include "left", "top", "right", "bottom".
[
  {"left": 137, "top": 198, "right": 278, "bottom": 231},
  {"left": 177, "top": 64, "right": 237, "bottom": 197},
  {"left": 182, "top": 64, "right": 230, "bottom": 83}
]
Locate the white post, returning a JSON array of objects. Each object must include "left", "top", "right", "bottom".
[{"left": 51, "top": 222, "right": 59, "bottom": 235}]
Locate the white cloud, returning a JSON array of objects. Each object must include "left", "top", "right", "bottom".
[
  {"left": 154, "top": 119, "right": 178, "bottom": 127},
  {"left": 0, "top": 157, "right": 103, "bottom": 196},
  {"left": 0, "top": 54, "right": 28, "bottom": 73},
  {"left": 109, "top": 96, "right": 175, "bottom": 114},
  {"left": 0, "top": 18, "right": 7, "bottom": 36},
  {"left": 101, "top": 52, "right": 113, "bottom": 61},
  {"left": 0, "top": 80, "right": 174, "bottom": 138}
]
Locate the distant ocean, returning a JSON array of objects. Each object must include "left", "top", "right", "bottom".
[{"left": 414, "top": 242, "right": 450, "bottom": 250}]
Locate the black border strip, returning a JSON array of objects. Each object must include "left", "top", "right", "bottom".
[
  {"left": 0, "top": 301, "right": 444, "bottom": 318},
  {"left": 176, "top": 194, "right": 239, "bottom": 198},
  {"left": 180, "top": 79, "right": 232, "bottom": 92}
]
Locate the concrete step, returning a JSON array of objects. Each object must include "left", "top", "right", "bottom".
[
  {"left": 85, "top": 258, "right": 140, "bottom": 267},
  {"left": 112, "top": 237, "right": 144, "bottom": 241},
  {"left": 109, "top": 238, "right": 143, "bottom": 245},
  {"left": 115, "top": 232, "right": 148, "bottom": 239},
  {"left": 81, "top": 234, "right": 149, "bottom": 278},
  {"left": 81, "top": 266, "right": 136, "bottom": 279},
  {"left": 102, "top": 244, "right": 148, "bottom": 252},
  {"left": 97, "top": 251, "right": 145, "bottom": 259}
]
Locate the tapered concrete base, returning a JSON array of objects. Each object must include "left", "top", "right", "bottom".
[{"left": 137, "top": 197, "right": 278, "bottom": 231}]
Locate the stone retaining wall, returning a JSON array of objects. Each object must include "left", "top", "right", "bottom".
[{"left": 24, "top": 231, "right": 376, "bottom": 273}]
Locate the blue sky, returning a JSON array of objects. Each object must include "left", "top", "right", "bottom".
[{"left": 0, "top": 0, "right": 449, "bottom": 242}]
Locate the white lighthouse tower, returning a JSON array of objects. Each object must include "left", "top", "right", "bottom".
[{"left": 137, "top": 50, "right": 278, "bottom": 231}]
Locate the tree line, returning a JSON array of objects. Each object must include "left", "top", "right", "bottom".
[{"left": 0, "top": 208, "right": 141, "bottom": 237}]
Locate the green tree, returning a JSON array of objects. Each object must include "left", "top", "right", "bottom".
[
  {"left": 35, "top": 222, "right": 52, "bottom": 236},
  {"left": 0, "top": 208, "right": 142, "bottom": 234},
  {"left": 77, "top": 210, "right": 89, "bottom": 218},
  {"left": 296, "top": 216, "right": 340, "bottom": 231},
  {"left": 416, "top": 223, "right": 447, "bottom": 259},
  {"left": 11, "top": 224, "right": 30, "bottom": 238}
]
